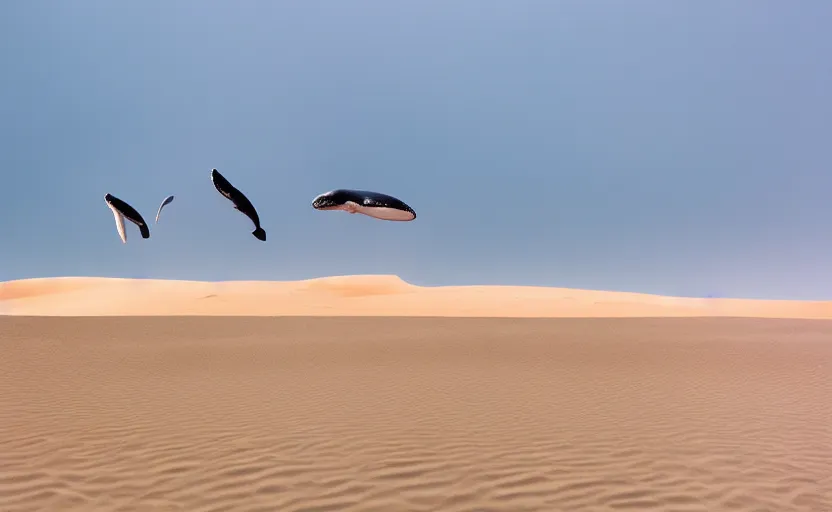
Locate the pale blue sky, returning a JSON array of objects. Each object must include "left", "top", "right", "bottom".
[{"left": 2, "top": 1, "right": 831, "bottom": 299}]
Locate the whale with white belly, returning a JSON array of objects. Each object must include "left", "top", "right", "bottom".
[{"left": 312, "top": 189, "right": 416, "bottom": 222}]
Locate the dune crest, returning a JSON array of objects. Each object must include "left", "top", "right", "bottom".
[
  {"left": 0, "top": 277, "right": 110, "bottom": 301},
  {"left": 2, "top": 275, "right": 832, "bottom": 318},
  {"left": 297, "top": 274, "right": 416, "bottom": 297}
]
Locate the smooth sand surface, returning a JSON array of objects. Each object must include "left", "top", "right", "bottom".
[
  {"left": 3, "top": 276, "right": 832, "bottom": 318},
  {"left": 1, "top": 317, "right": 829, "bottom": 511}
]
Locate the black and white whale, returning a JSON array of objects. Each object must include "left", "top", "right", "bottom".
[
  {"left": 104, "top": 193, "right": 150, "bottom": 243},
  {"left": 210, "top": 168, "right": 266, "bottom": 241},
  {"left": 155, "top": 195, "right": 175, "bottom": 223},
  {"left": 312, "top": 189, "right": 417, "bottom": 221}
]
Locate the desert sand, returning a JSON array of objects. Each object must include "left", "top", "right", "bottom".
[
  {"left": 3, "top": 275, "right": 832, "bottom": 318},
  {"left": 1, "top": 316, "right": 830, "bottom": 512},
  {"left": 1, "top": 277, "right": 830, "bottom": 511}
]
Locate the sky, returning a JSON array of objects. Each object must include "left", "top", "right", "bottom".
[{"left": 1, "top": 1, "right": 832, "bottom": 300}]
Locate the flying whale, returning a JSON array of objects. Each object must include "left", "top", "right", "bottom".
[
  {"left": 155, "top": 195, "right": 175, "bottom": 223},
  {"left": 210, "top": 168, "right": 266, "bottom": 241},
  {"left": 311, "top": 189, "right": 417, "bottom": 221},
  {"left": 104, "top": 193, "right": 150, "bottom": 243}
]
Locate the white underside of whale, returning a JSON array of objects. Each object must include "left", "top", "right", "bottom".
[
  {"left": 107, "top": 203, "right": 127, "bottom": 243},
  {"left": 340, "top": 201, "right": 415, "bottom": 221}
]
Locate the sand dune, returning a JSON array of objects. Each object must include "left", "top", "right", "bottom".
[
  {"left": 3, "top": 275, "right": 832, "bottom": 318},
  {"left": 1, "top": 317, "right": 829, "bottom": 511}
]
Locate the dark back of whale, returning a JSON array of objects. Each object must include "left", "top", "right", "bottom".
[
  {"left": 211, "top": 169, "right": 262, "bottom": 227},
  {"left": 318, "top": 189, "right": 416, "bottom": 215}
]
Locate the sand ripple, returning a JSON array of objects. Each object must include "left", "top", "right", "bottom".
[{"left": 1, "top": 317, "right": 829, "bottom": 511}]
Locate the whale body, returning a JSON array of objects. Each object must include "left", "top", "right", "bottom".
[
  {"left": 211, "top": 169, "right": 266, "bottom": 241},
  {"left": 104, "top": 193, "right": 150, "bottom": 243},
  {"left": 312, "top": 189, "right": 416, "bottom": 222}
]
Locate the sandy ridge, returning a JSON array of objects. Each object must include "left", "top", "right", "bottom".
[{"left": 2, "top": 275, "right": 832, "bottom": 318}]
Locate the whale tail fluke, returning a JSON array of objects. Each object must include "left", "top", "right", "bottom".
[{"left": 252, "top": 227, "right": 266, "bottom": 241}]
